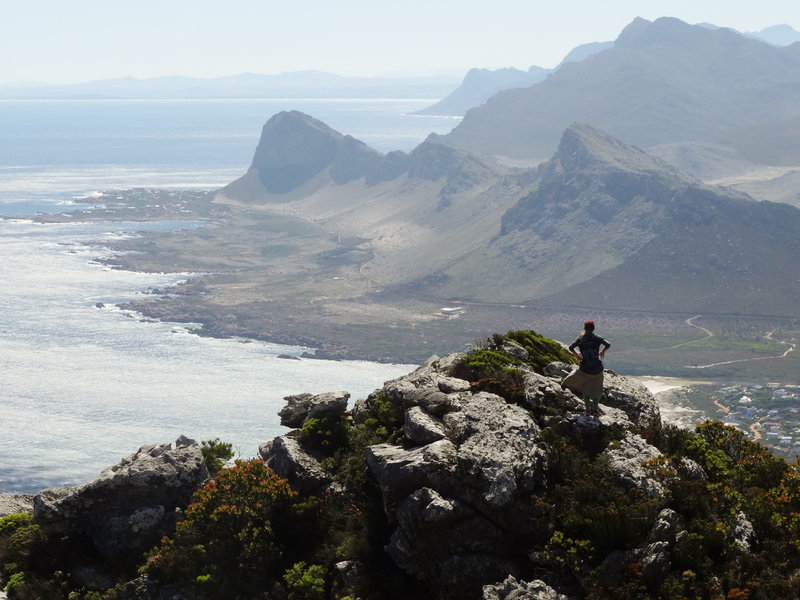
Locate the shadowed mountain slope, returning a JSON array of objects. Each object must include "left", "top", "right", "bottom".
[
  {"left": 442, "top": 17, "right": 800, "bottom": 164},
  {"left": 432, "top": 124, "right": 800, "bottom": 316}
]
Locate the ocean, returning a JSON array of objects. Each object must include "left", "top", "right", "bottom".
[{"left": 0, "top": 98, "right": 460, "bottom": 493}]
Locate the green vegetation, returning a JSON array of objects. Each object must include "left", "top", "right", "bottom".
[
  {"left": 450, "top": 330, "right": 576, "bottom": 403},
  {"left": 200, "top": 438, "right": 235, "bottom": 475},
  {"left": 143, "top": 459, "right": 322, "bottom": 599}
]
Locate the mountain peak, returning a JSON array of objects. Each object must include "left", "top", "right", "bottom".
[
  {"left": 555, "top": 122, "right": 682, "bottom": 176},
  {"left": 615, "top": 16, "right": 706, "bottom": 48},
  {"left": 248, "top": 111, "right": 380, "bottom": 193}
]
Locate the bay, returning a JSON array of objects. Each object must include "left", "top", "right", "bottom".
[{"left": 0, "top": 98, "right": 459, "bottom": 493}]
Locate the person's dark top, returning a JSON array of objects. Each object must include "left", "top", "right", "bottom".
[{"left": 569, "top": 332, "right": 611, "bottom": 375}]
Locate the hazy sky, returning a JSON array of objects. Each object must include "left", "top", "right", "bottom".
[{"left": 3, "top": 0, "right": 799, "bottom": 85}]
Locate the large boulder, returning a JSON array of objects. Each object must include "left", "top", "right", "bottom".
[
  {"left": 602, "top": 432, "right": 667, "bottom": 498},
  {"left": 602, "top": 371, "right": 660, "bottom": 426},
  {"left": 278, "top": 391, "right": 349, "bottom": 428},
  {"left": 258, "top": 435, "right": 334, "bottom": 495},
  {"left": 33, "top": 436, "right": 208, "bottom": 562}
]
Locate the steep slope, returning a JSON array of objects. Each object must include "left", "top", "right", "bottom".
[
  {"left": 231, "top": 110, "right": 384, "bottom": 195},
  {"left": 433, "top": 123, "right": 800, "bottom": 316},
  {"left": 442, "top": 17, "right": 800, "bottom": 163}
]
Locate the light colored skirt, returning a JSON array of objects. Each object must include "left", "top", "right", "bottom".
[{"left": 561, "top": 368, "right": 604, "bottom": 401}]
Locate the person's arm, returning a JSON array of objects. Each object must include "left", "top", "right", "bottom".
[
  {"left": 569, "top": 339, "right": 581, "bottom": 360},
  {"left": 599, "top": 338, "right": 610, "bottom": 358}
]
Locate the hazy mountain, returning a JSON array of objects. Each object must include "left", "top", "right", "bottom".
[
  {"left": 221, "top": 113, "right": 800, "bottom": 318},
  {"left": 416, "top": 41, "right": 613, "bottom": 117},
  {"left": 747, "top": 24, "right": 800, "bottom": 46},
  {"left": 441, "top": 17, "right": 800, "bottom": 165},
  {"left": 435, "top": 123, "right": 800, "bottom": 315},
  {"left": 0, "top": 71, "right": 461, "bottom": 99},
  {"left": 558, "top": 40, "right": 614, "bottom": 64},
  {"left": 414, "top": 66, "right": 551, "bottom": 116}
]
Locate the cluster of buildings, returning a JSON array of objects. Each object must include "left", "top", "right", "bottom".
[{"left": 715, "top": 383, "right": 800, "bottom": 457}]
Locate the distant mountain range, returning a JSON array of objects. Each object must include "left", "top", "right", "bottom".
[
  {"left": 441, "top": 17, "right": 800, "bottom": 168},
  {"left": 219, "top": 111, "right": 800, "bottom": 318},
  {"left": 415, "top": 22, "right": 800, "bottom": 119}
]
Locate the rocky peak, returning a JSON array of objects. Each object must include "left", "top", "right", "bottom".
[
  {"left": 248, "top": 110, "right": 382, "bottom": 193},
  {"left": 261, "top": 331, "right": 669, "bottom": 598},
  {"left": 553, "top": 122, "right": 683, "bottom": 177}
]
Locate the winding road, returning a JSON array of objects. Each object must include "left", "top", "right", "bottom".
[{"left": 675, "top": 315, "right": 797, "bottom": 369}]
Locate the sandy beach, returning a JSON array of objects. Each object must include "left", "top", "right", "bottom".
[{"left": 638, "top": 376, "right": 708, "bottom": 394}]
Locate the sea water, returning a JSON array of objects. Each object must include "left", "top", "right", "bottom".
[{"left": 0, "top": 98, "right": 460, "bottom": 493}]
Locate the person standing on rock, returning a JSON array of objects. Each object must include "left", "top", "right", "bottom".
[{"left": 561, "top": 320, "right": 610, "bottom": 415}]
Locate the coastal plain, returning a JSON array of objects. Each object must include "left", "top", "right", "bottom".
[{"left": 36, "top": 187, "right": 800, "bottom": 386}]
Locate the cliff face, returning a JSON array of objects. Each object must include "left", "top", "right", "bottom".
[{"left": 247, "top": 110, "right": 383, "bottom": 193}]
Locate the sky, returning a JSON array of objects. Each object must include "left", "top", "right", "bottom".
[{"left": 2, "top": 0, "right": 800, "bottom": 85}]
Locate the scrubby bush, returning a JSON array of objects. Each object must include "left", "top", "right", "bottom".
[
  {"left": 144, "top": 459, "right": 321, "bottom": 598},
  {"left": 200, "top": 437, "right": 235, "bottom": 475},
  {"left": 449, "top": 330, "right": 576, "bottom": 403}
]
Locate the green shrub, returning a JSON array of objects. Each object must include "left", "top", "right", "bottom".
[
  {"left": 284, "top": 561, "right": 326, "bottom": 600},
  {"left": 448, "top": 330, "right": 576, "bottom": 403},
  {"left": 0, "top": 514, "right": 41, "bottom": 582},
  {"left": 297, "top": 416, "right": 349, "bottom": 453},
  {"left": 144, "top": 459, "right": 317, "bottom": 597},
  {"left": 200, "top": 438, "right": 235, "bottom": 475}
]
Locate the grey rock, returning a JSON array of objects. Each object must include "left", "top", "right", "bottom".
[
  {"left": 502, "top": 340, "right": 529, "bottom": 361},
  {"left": 522, "top": 370, "right": 582, "bottom": 411},
  {"left": 638, "top": 541, "right": 672, "bottom": 584},
  {"left": 387, "top": 488, "right": 503, "bottom": 580},
  {"left": 647, "top": 508, "right": 684, "bottom": 544},
  {"left": 602, "top": 432, "right": 666, "bottom": 498},
  {"left": 278, "top": 391, "right": 349, "bottom": 428},
  {"left": 33, "top": 438, "right": 208, "bottom": 562},
  {"left": 447, "top": 392, "right": 546, "bottom": 507},
  {"left": 334, "top": 560, "right": 367, "bottom": 590},
  {"left": 259, "top": 435, "right": 333, "bottom": 495},
  {"left": 0, "top": 493, "right": 34, "bottom": 517},
  {"left": 602, "top": 371, "right": 661, "bottom": 427},
  {"left": 366, "top": 440, "right": 458, "bottom": 515},
  {"left": 435, "top": 375, "right": 472, "bottom": 393},
  {"left": 278, "top": 393, "right": 314, "bottom": 427},
  {"left": 483, "top": 575, "right": 571, "bottom": 600},
  {"left": 404, "top": 406, "right": 447, "bottom": 445},
  {"left": 676, "top": 457, "right": 708, "bottom": 480},
  {"left": 543, "top": 361, "right": 574, "bottom": 379},
  {"left": 414, "top": 388, "right": 456, "bottom": 415},
  {"left": 120, "top": 575, "right": 198, "bottom": 600},
  {"left": 732, "top": 510, "right": 757, "bottom": 552}
]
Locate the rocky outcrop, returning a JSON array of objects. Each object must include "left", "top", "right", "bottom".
[
  {"left": 258, "top": 435, "right": 334, "bottom": 495},
  {"left": 262, "top": 339, "right": 669, "bottom": 599},
  {"left": 277, "top": 390, "right": 350, "bottom": 428},
  {"left": 0, "top": 493, "right": 34, "bottom": 517},
  {"left": 602, "top": 432, "right": 666, "bottom": 498},
  {"left": 33, "top": 436, "right": 208, "bottom": 563},
  {"left": 483, "top": 575, "right": 570, "bottom": 600}
]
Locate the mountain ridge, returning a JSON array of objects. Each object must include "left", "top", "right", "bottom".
[{"left": 442, "top": 17, "right": 800, "bottom": 165}]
